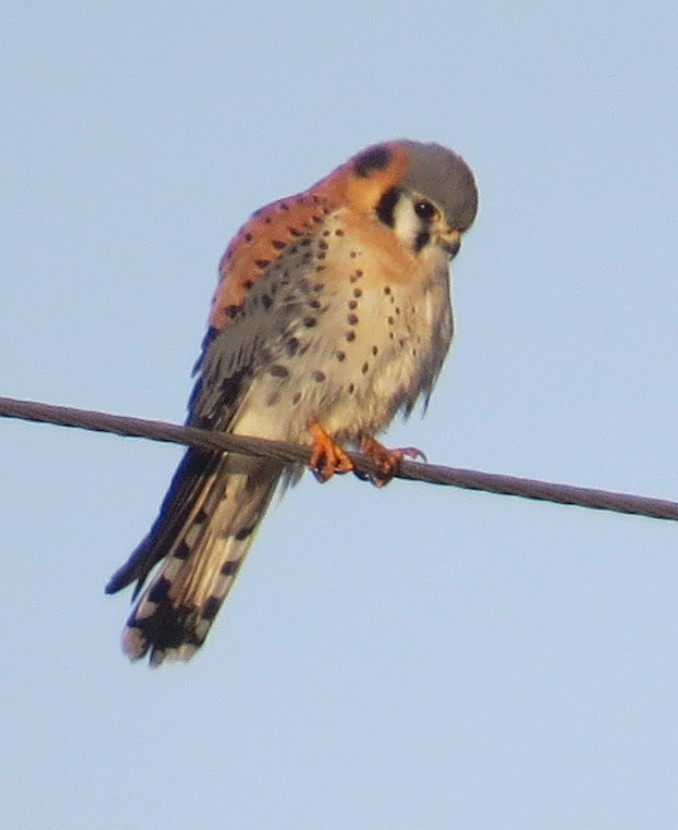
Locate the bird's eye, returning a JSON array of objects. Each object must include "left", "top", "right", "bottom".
[{"left": 413, "top": 200, "right": 438, "bottom": 221}]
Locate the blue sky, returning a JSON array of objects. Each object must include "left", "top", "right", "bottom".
[{"left": 2, "top": 3, "right": 678, "bottom": 828}]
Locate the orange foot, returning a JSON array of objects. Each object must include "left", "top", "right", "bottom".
[
  {"left": 358, "top": 435, "right": 426, "bottom": 488},
  {"left": 308, "top": 422, "right": 354, "bottom": 483}
]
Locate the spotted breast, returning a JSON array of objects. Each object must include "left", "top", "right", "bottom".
[{"left": 106, "top": 139, "right": 478, "bottom": 666}]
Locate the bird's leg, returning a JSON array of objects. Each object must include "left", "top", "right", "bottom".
[
  {"left": 308, "top": 422, "right": 354, "bottom": 482},
  {"left": 358, "top": 435, "right": 426, "bottom": 488}
]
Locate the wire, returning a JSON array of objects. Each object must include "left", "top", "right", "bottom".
[{"left": 1, "top": 394, "right": 677, "bottom": 523}]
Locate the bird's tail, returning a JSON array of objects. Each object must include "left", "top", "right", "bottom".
[{"left": 106, "top": 451, "right": 282, "bottom": 666}]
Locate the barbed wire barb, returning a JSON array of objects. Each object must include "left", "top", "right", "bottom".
[{"left": 1, "top": 394, "right": 677, "bottom": 524}]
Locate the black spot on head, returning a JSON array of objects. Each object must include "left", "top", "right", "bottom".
[
  {"left": 261, "top": 294, "right": 273, "bottom": 309},
  {"left": 312, "top": 370, "right": 326, "bottom": 383},
  {"left": 304, "top": 316, "right": 317, "bottom": 328},
  {"left": 269, "top": 364, "right": 289, "bottom": 377},
  {"left": 354, "top": 144, "right": 392, "bottom": 177},
  {"left": 271, "top": 240, "right": 286, "bottom": 250},
  {"left": 375, "top": 187, "right": 400, "bottom": 227}
]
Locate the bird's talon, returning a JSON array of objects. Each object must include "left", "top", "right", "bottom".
[
  {"left": 358, "top": 435, "right": 425, "bottom": 487},
  {"left": 393, "top": 446, "right": 427, "bottom": 463},
  {"left": 308, "top": 422, "right": 354, "bottom": 483}
]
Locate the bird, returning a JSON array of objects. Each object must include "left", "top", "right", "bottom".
[{"left": 106, "top": 139, "right": 478, "bottom": 666}]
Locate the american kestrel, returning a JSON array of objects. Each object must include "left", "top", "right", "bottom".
[{"left": 106, "top": 140, "right": 478, "bottom": 666}]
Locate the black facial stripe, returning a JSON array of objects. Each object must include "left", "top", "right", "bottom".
[
  {"left": 375, "top": 187, "right": 400, "bottom": 227},
  {"left": 354, "top": 145, "right": 391, "bottom": 177},
  {"left": 414, "top": 230, "right": 431, "bottom": 253}
]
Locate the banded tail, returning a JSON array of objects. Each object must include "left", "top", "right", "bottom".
[{"left": 106, "top": 451, "right": 282, "bottom": 666}]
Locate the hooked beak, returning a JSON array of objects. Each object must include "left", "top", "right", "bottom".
[{"left": 438, "top": 228, "right": 462, "bottom": 259}]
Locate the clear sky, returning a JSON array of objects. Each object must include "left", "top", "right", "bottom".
[{"left": 2, "top": 3, "right": 678, "bottom": 828}]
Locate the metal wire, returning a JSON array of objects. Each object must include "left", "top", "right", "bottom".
[{"left": 1, "top": 394, "right": 677, "bottom": 522}]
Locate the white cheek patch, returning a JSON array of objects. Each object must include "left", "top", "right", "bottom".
[{"left": 392, "top": 199, "right": 421, "bottom": 249}]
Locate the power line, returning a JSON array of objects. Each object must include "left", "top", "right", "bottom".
[{"left": 1, "top": 394, "right": 677, "bottom": 523}]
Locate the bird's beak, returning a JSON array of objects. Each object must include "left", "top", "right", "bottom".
[{"left": 438, "top": 228, "right": 462, "bottom": 259}]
